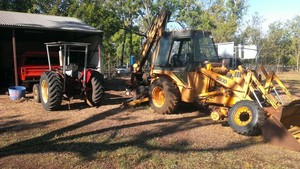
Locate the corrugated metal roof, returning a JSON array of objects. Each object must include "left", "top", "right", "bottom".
[{"left": 0, "top": 10, "right": 102, "bottom": 33}]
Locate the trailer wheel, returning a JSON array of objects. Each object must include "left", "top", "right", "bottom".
[
  {"left": 32, "top": 84, "right": 41, "bottom": 103},
  {"left": 228, "top": 100, "right": 267, "bottom": 136},
  {"left": 40, "top": 71, "right": 63, "bottom": 111},
  {"left": 85, "top": 72, "right": 104, "bottom": 106},
  {"left": 149, "top": 76, "right": 180, "bottom": 114}
]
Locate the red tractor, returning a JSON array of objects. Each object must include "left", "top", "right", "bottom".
[{"left": 38, "top": 41, "right": 104, "bottom": 111}]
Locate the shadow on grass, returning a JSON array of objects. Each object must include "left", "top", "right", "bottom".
[
  {"left": 103, "top": 77, "right": 128, "bottom": 91},
  {"left": 177, "top": 102, "right": 211, "bottom": 115},
  {"left": 0, "top": 104, "right": 259, "bottom": 161},
  {"left": 0, "top": 115, "right": 23, "bottom": 120},
  {"left": 59, "top": 101, "right": 90, "bottom": 111},
  {"left": 0, "top": 119, "right": 61, "bottom": 134},
  {"left": 52, "top": 91, "right": 129, "bottom": 111},
  {"left": 101, "top": 92, "right": 129, "bottom": 106}
]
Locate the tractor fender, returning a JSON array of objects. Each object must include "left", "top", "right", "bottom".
[{"left": 81, "top": 69, "right": 94, "bottom": 83}]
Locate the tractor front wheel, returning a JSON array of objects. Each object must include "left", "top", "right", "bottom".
[
  {"left": 32, "top": 84, "right": 41, "bottom": 103},
  {"left": 149, "top": 76, "right": 180, "bottom": 114},
  {"left": 228, "top": 100, "right": 267, "bottom": 136},
  {"left": 85, "top": 71, "right": 104, "bottom": 106},
  {"left": 40, "top": 71, "right": 63, "bottom": 111}
]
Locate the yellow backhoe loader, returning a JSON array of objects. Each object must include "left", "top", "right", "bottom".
[{"left": 126, "top": 9, "right": 300, "bottom": 151}]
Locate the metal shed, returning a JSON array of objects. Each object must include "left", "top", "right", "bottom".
[{"left": 0, "top": 10, "right": 103, "bottom": 89}]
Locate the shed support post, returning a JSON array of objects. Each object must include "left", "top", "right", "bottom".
[
  {"left": 12, "top": 29, "right": 18, "bottom": 86},
  {"left": 97, "top": 35, "right": 102, "bottom": 73}
]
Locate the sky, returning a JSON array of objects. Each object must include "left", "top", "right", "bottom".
[{"left": 246, "top": 0, "right": 300, "bottom": 31}]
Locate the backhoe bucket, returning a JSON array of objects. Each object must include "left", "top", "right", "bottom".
[{"left": 262, "top": 100, "right": 300, "bottom": 151}]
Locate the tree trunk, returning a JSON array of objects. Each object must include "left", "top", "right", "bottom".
[
  {"left": 276, "top": 56, "right": 281, "bottom": 73},
  {"left": 296, "top": 50, "right": 299, "bottom": 72},
  {"left": 121, "top": 30, "right": 126, "bottom": 66}
]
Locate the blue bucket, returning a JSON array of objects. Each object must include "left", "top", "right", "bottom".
[{"left": 8, "top": 86, "right": 26, "bottom": 100}]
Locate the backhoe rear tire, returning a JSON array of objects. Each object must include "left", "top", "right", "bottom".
[
  {"left": 149, "top": 76, "right": 180, "bottom": 114},
  {"left": 228, "top": 100, "right": 267, "bottom": 136},
  {"left": 85, "top": 71, "right": 104, "bottom": 106},
  {"left": 40, "top": 71, "right": 63, "bottom": 111}
]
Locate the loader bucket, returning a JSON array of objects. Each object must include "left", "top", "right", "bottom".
[{"left": 262, "top": 100, "right": 300, "bottom": 151}]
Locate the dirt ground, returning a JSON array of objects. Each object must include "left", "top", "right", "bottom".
[{"left": 1, "top": 75, "right": 300, "bottom": 168}]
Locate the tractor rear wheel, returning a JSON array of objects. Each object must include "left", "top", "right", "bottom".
[
  {"left": 32, "top": 84, "right": 41, "bottom": 103},
  {"left": 40, "top": 71, "right": 63, "bottom": 111},
  {"left": 85, "top": 71, "right": 104, "bottom": 106},
  {"left": 228, "top": 100, "right": 267, "bottom": 136},
  {"left": 149, "top": 76, "right": 180, "bottom": 114}
]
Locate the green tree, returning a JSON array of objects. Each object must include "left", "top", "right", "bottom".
[
  {"left": 0, "top": 0, "right": 248, "bottom": 70},
  {"left": 263, "top": 21, "right": 292, "bottom": 72},
  {"left": 196, "top": 0, "right": 247, "bottom": 43},
  {"left": 288, "top": 16, "right": 300, "bottom": 71},
  {"left": 72, "top": 1, "right": 141, "bottom": 68},
  {"left": 29, "top": 0, "right": 79, "bottom": 16},
  {"left": 112, "top": 0, "right": 140, "bottom": 66},
  {"left": 0, "top": 0, "right": 34, "bottom": 12}
]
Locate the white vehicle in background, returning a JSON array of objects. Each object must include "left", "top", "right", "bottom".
[{"left": 115, "top": 66, "right": 129, "bottom": 74}]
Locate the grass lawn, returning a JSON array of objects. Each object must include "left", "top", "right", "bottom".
[{"left": 0, "top": 71, "right": 300, "bottom": 168}]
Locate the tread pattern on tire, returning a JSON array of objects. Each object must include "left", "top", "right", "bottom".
[
  {"left": 40, "top": 71, "right": 63, "bottom": 111},
  {"left": 228, "top": 100, "right": 267, "bottom": 136},
  {"left": 86, "top": 71, "right": 104, "bottom": 106},
  {"left": 32, "top": 84, "right": 41, "bottom": 103},
  {"left": 149, "top": 76, "right": 180, "bottom": 114}
]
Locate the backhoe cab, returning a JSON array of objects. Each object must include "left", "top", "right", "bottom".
[
  {"left": 127, "top": 9, "right": 300, "bottom": 152},
  {"left": 148, "top": 30, "right": 221, "bottom": 113}
]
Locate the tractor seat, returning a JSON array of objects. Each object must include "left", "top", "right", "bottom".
[
  {"left": 170, "top": 54, "right": 182, "bottom": 67},
  {"left": 66, "top": 63, "right": 81, "bottom": 78}
]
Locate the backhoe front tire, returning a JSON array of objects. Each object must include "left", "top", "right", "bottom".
[
  {"left": 85, "top": 71, "right": 104, "bottom": 106},
  {"left": 228, "top": 100, "right": 267, "bottom": 136},
  {"left": 40, "top": 71, "right": 63, "bottom": 111},
  {"left": 149, "top": 76, "right": 180, "bottom": 114}
]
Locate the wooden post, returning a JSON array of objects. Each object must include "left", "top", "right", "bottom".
[
  {"left": 98, "top": 34, "right": 102, "bottom": 73},
  {"left": 12, "top": 29, "right": 18, "bottom": 86}
]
